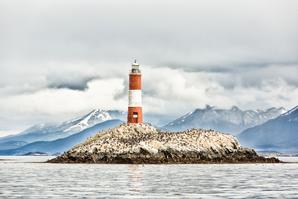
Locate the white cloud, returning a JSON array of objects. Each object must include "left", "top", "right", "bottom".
[
  {"left": 0, "top": 78, "right": 126, "bottom": 131},
  {"left": 142, "top": 65, "right": 298, "bottom": 115},
  {"left": 0, "top": 63, "right": 297, "bottom": 133},
  {"left": 1, "top": 78, "right": 124, "bottom": 112}
]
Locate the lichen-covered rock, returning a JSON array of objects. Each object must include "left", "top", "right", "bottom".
[{"left": 48, "top": 123, "right": 280, "bottom": 164}]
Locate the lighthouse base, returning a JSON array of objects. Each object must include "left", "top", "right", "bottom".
[{"left": 127, "top": 107, "right": 143, "bottom": 124}]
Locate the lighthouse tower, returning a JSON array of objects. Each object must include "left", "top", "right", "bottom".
[{"left": 127, "top": 60, "right": 143, "bottom": 124}]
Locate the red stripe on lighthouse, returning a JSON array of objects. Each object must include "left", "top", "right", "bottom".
[{"left": 129, "top": 74, "right": 141, "bottom": 90}]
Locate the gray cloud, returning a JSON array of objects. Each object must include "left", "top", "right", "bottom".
[
  {"left": 47, "top": 74, "right": 98, "bottom": 91},
  {"left": 0, "top": 0, "right": 297, "bottom": 134},
  {"left": 1, "top": 0, "right": 297, "bottom": 66}
]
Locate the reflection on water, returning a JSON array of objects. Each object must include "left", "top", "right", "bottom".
[
  {"left": 128, "top": 165, "right": 143, "bottom": 193},
  {"left": 0, "top": 156, "right": 298, "bottom": 198}
]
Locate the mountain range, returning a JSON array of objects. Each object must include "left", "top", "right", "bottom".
[
  {"left": 238, "top": 106, "right": 298, "bottom": 152},
  {"left": 0, "top": 119, "right": 122, "bottom": 155},
  {"left": 0, "top": 109, "right": 125, "bottom": 150},
  {"left": 0, "top": 108, "right": 169, "bottom": 154},
  {"left": 0, "top": 105, "right": 297, "bottom": 155},
  {"left": 163, "top": 105, "right": 285, "bottom": 135}
]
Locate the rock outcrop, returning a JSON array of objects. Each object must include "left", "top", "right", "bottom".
[{"left": 48, "top": 123, "right": 279, "bottom": 164}]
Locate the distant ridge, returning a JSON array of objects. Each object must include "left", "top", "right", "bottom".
[
  {"left": 238, "top": 106, "right": 298, "bottom": 152},
  {"left": 0, "top": 108, "right": 169, "bottom": 154},
  {"left": 0, "top": 120, "right": 123, "bottom": 155},
  {"left": 0, "top": 109, "right": 126, "bottom": 150},
  {"left": 0, "top": 105, "right": 291, "bottom": 155},
  {"left": 163, "top": 105, "right": 285, "bottom": 135}
]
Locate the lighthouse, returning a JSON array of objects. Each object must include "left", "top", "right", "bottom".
[{"left": 127, "top": 59, "right": 143, "bottom": 124}]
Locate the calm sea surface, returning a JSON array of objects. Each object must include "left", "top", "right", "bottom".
[{"left": 0, "top": 156, "right": 298, "bottom": 199}]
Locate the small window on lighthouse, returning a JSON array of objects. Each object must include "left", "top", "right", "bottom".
[{"left": 133, "top": 112, "right": 138, "bottom": 118}]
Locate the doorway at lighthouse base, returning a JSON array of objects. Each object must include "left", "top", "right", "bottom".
[{"left": 128, "top": 107, "right": 143, "bottom": 123}]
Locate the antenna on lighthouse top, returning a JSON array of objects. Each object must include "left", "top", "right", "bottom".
[
  {"left": 132, "top": 59, "right": 138, "bottom": 66},
  {"left": 131, "top": 59, "right": 140, "bottom": 73}
]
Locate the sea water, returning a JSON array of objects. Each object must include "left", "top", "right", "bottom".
[{"left": 0, "top": 156, "right": 298, "bottom": 198}]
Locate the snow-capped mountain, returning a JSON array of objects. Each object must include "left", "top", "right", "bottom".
[
  {"left": 0, "top": 109, "right": 126, "bottom": 149},
  {"left": 62, "top": 109, "right": 125, "bottom": 133},
  {"left": 0, "top": 109, "right": 171, "bottom": 155},
  {"left": 163, "top": 105, "right": 286, "bottom": 135},
  {"left": 0, "top": 119, "right": 123, "bottom": 155},
  {"left": 238, "top": 106, "right": 298, "bottom": 152}
]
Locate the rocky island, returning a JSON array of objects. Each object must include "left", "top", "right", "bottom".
[{"left": 48, "top": 123, "right": 279, "bottom": 164}]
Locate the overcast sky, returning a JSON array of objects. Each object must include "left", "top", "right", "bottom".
[{"left": 0, "top": 0, "right": 297, "bottom": 135}]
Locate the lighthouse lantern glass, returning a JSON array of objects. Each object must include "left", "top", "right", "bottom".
[{"left": 131, "top": 63, "right": 140, "bottom": 73}]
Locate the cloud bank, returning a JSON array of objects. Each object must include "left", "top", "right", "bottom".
[{"left": 0, "top": 0, "right": 297, "bottom": 133}]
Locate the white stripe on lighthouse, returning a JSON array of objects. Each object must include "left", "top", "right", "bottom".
[{"left": 128, "top": 90, "right": 142, "bottom": 107}]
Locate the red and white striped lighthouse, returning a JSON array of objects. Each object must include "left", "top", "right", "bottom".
[{"left": 127, "top": 59, "right": 143, "bottom": 124}]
